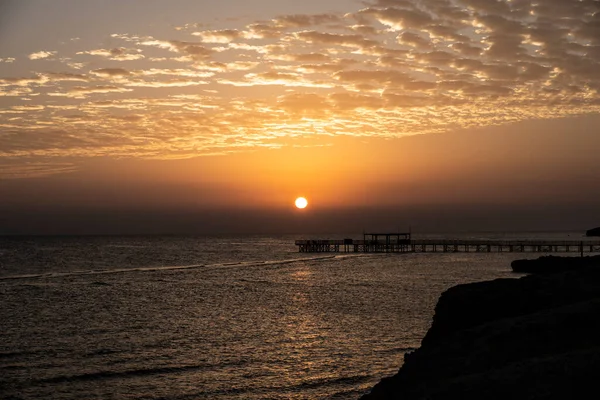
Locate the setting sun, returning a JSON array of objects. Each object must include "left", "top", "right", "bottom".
[{"left": 295, "top": 197, "right": 308, "bottom": 209}]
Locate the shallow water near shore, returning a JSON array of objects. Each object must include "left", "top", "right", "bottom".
[{"left": 0, "top": 233, "right": 592, "bottom": 399}]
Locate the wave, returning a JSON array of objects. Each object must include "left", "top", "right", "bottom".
[
  {"left": 103, "top": 244, "right": 147, "bottom": 248},
  {"left": 35, "top": 357, "right": 252, "bottom": 385},
  {"left": 325, "top": 387, "right": 373, "bottom": 399},
  {"left": 375, "top": 346, "right": 417, "bottom": 355},
  {"left": 291, "top": 374, "right": 374, "bottom": 390},
  {"left": 37, "top": 364, "right": 215, "bottom": 384},
  {"left": 165, "top": 373, "right": 375, "bottom": 399},
  {"left": 0, "top": 254, "right": 368, "bottom": 282},
  {"left": 84, "top": 348, "right": 121, "bottom": 357},
  {"left": 0, "top": 350, "right": 38, "bottom": 360}
]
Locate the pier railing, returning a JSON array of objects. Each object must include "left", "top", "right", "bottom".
[{"left": 295, "top": 239, "right": 600, "bottom": 253}]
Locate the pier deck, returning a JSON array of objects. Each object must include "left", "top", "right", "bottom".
[{"left": 295, "top": 234, "right": 600, "bottom": 254}]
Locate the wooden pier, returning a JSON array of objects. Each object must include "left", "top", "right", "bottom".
[{"left": 295, "top": 233, "right": 600, "bottom": 254}]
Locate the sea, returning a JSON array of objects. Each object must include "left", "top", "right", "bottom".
[{"left": 1, "top": 232, "right": 595, "bottom": 400}]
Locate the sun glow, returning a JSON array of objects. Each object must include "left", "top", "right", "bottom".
[{"left": 295, "top": 197, "right": 308, "bottom": 209}]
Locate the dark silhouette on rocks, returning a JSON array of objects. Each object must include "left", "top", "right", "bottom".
[
  {"left": 586, "top": 227, "right": 600, "bottom": 237},
  {"left": 360, "top": 261, "right": 600, "bottom": 400},
  {"left": 511, "top": 255, "right": 600, "bottom": 273}
]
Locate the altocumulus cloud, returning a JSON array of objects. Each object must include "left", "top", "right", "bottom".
[{"left": 0, "top": 0, "right": 599, "bottom": 177}]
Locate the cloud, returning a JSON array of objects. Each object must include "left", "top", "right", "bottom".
[
  {"left": 219, "top": 71, "right": 333, "bottom": 88},
  {"left": 0, "top": 75, "right": 49, "bottom": 87},
  {"left": 462, "top": 0, "right": 513, "bottom": 15},
  {"left": 424, "top": 24, "right": 469, "bottom": 42},
  {"left": 383, "top": 92, "right": 437, "bottom": 107},
  {"left": 334, "top": 70, "right": 410, "bottom": 86},
  {"left": 124, "top": 79, "right": 208, "bottom": 88},
  {"left": 91, "top": 68, "right": 132, "bottom": 77},
  {"left": 192, "top": 29, "right": 242, "bottom": 43},
  {"left": 140, "top": 69, "right": 215, "bottom": 78},
  {"left": 349, "top": 24, "right": 381, "bottom": 35},
  {"left": 77, "top": 47, "right": 144, "bottom": 61},
  {"left": 2, "top": 0, "right": 600, "bottom": 172},
  {"left": 330, "top": 92, "right": 384, "bottom": 109},
  {"left": 28, "top": 51, "right": 57, "bottom": 60},
  {"left": 0, "top": 87, "right": 34, "bottom": 97},
  {"left": 45, "top": 72, "right": 90, "bottom": 82},
  {"left": 0, "top": 162, "right": 77, "bottom": 179},
  {"left": 139, "top": 39, "right": 215, "bottom": 60},
  {"left": 451, "top": 42, "right": 482, "bottom": 56},
  {"left": 398, "top": 31, "right": 431, "bottom": 49},
  {"left": 277, "top": 93, "right": 330, "bottom": 113},
  {"left": 295, "top": 61, "right": 354, "bottom": 73},
  {"left": 244, "top": 23, "right": 285, "bottom": 39},
  {"left": 48, "top": 85, "right": 134, "bottom": 98},
  {"left": 274, "top": 13, "right": 342, "bottom": 28},
  {"left": 193, "top": 61, "right": 259, "bottom": 71},
  {"left": 294, "top": 31, "right": 378, "bottom": 49},
  {"left": 11, "top": 105, "right": 45, "bottom": 111},
  {"left": 361, "top": 7, "right": 433, "bottom": 30},
  {"left": 287, "top": 53, "right": 332, "bottom": 62}
]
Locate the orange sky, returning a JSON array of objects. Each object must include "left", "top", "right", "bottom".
[{"left": 1, "top": 0, "right": 600, "bottom": 234}]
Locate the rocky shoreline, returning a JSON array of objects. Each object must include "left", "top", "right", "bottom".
[{"left": 360, "top": 257, "right": 600, "bottom": 400}]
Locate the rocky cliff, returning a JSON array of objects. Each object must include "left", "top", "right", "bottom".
[{"left": 360, "top": 264, "right": 600, "bottom": 400}]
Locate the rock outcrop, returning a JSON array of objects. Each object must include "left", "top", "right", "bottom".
[
  {"left": 586, "top": 227, "right": 600, "bottom": 237},
  {"left": 360, "top": 265, "right": 600, "bottom": 400},
  {"left": 511, "top": 255, "right": 600, "bottom": 273}
]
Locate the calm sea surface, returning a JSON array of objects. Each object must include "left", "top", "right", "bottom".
[{"left": 0, "top": 232, "right": 592, "bottom": 399}]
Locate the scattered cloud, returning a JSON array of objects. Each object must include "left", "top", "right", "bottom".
[
  {"left": 0, "top": 162, "right": 78, "bottom": 179},
  {"left": 1, "top": 0, "right": 600, "bottom": 174},
  {"left": 192, "top": 29, "right": 242, "bottom": 43},
  {"left": 274, "top": 13, "right": 342, "bottom": 28},
  {"left": 91, "top": 68, "right": 132, "bottom": 77},
  {"left": 28, "top": 51, "right": 57, "bottom": 60},
  {"left": 77, "top": 47, "right": 144, "bottom": 61},
  {"left": 47, "top": 85, "right": 134, "bottom": 98},
  {"left": 0, "top": 74, "right": 49, "bottom": 87},
  {"left": 139, "top": 39, "right": 215, "bottom": 60},
  {"left": 294, "top": 31, "right": 379, "bottom": 49}
]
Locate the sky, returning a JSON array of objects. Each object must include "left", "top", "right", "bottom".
[{"left": 1, "top": 0, "right": 600, "bottom": 234}]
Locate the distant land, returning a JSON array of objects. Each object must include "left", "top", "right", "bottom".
[{"left": 586, "top": 227, "right": 600, "bottom": 237}]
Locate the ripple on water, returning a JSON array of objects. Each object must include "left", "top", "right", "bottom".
[{"left": 0, "top": 235, "right": 530, "bottom": 399}]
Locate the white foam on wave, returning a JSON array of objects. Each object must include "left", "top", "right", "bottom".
[{"left": 0, "top": 253, "right": 370, "bottom": 282}]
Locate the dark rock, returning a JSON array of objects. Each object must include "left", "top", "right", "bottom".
[
  {"left": 360, "top": 267, "right": 600, "bottom": 400},
  {"left": 511, "top": 255, "right": 600, "bottom": 273},
  {"left": 586, "top": 227, "right": 600, "bottom": 237}
]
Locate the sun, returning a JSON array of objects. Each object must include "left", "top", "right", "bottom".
[{"left": 295, "top": 197, "right": 308, "bottom": 209}]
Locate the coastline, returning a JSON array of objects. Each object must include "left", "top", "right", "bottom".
[{"left": 360, "top": 256, "right": 600, "bottom": 399}]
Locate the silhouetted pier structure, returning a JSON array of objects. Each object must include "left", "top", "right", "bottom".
[{"left": 295, "top": 233, "right": 600, "bottom": 254}]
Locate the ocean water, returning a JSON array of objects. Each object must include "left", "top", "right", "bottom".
[{"left": 0, "top": 232, "right": 592, "bottom": 399}]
